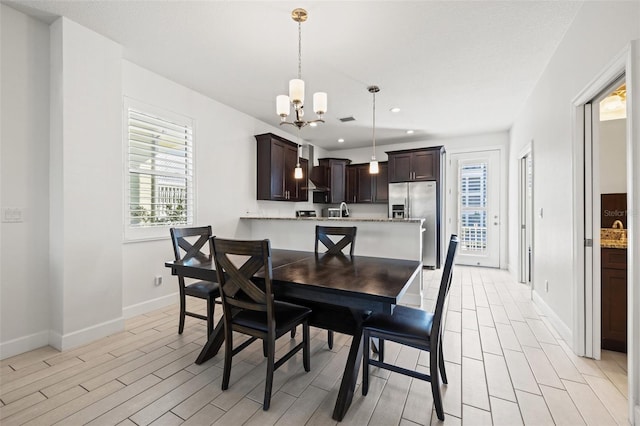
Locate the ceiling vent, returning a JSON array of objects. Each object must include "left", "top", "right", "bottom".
[{"left": 339, "top": 116, "right": 356, "bottom": 123}]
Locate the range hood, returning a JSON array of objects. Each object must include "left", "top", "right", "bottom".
[{"left": 310, "top": 165, "right": 328, "bottom": 190}]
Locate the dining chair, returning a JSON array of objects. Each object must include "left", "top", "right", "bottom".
[
  {"left": 361, "top": 234, "right": 459, "bottom": 421},
  {"left": 291, "top": 225, "right": 358, "bottom": 348},
  {"left": 211, "top": 237, "right": 311, "bottom": 410},
  {"left": 315, "top": 225, "right": 357, "bottom": 256},
  {"left": 170, "top": 226, "right": 221, "bottom": 336}
]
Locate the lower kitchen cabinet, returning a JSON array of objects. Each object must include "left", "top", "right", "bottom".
[{"left": 601, "top": 247, "right": 627, "bottom": 352}]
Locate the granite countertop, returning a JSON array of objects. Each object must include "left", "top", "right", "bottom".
[{"left": 241, "top": 216, "right": 424, "bottom": 223}]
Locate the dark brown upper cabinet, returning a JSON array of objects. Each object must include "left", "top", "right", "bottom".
[
  {"left": 255, "top": 133, "right": 307, "bottom": 201},
  {"left": 346, "top": 162, "right": 388, "bottom": 204},
  {"left": 310, "top": 158, "right": 351, "bottom": 204},
  {"left": 387, "top": 146, "right": 443, "bottom": 183}
]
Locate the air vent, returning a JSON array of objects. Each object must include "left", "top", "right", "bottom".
[{"left": 339, "top": 116, "right": 356, "bottom": 122}]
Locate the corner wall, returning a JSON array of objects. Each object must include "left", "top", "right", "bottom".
[
  {"left": 508, "top": 1, "right": 640, "bottom": 337},
  {"left": 0, "top": 4, "right": 51, "bottom": 358}
]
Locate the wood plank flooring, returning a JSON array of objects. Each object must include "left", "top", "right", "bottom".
[{"left": 0, "top": 266, "right": 629, "bottom": 425}]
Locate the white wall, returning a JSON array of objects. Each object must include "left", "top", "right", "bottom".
[
  {"left": 508, "top": 1, "right": 640, "bottom": 336},
  {"left": 599, "top": 118, "right": 627, "bottom": 194},
  {"left": 120, "top": 61, "right": 313, "bottom": 313},
  {"left": 0, "top": 5, "right": 51, "bottom": 357},
  {"left": 49, "top": 17, "right": 124, "bottom": 350}
]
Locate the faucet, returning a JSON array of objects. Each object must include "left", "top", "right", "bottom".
[
  {"left": 339, "top": 202, "right": 350, "bottom": 218},
  {"left": 612, "top": 220, "right": 624, "bottom": 229}
]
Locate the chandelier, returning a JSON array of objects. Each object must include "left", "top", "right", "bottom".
[
  {"left": 368, "top": 85, "right": 380, "bottom": 174},
  {"left": 276, "top": 8, "right": 327, "bottom": 129}
]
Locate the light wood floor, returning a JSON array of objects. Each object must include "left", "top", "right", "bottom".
[{"left": 0, "top": 266, "right": 629, "bottom": 425}]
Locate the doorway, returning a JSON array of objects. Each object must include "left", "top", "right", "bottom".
[
  {"left": 572, "top": 40, "right": 638, "bottom": 425},
  {"left": 518, "top": 147, "right": 534, "bottom": 287},
  {"left": 448, "top": 150, "right": 501, "bottom": 267}
]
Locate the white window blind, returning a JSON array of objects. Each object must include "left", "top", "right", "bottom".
[
  {"left": 459, "top": 162, "right": 488, "bottom": 252},
  {"left": 126, "top": 106, "right": 194, "bottom": 237}
]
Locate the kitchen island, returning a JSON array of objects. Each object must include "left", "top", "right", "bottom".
[{"left": 240, "top": 216, "right": 425, "bottom": 306}]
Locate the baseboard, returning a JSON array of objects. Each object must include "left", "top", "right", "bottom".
[
  {"left": 532, "top": 290, "right": 573, "bottom": 344},
  {"left": 122, "top": 293, "right": 178, "bottom": 319},
  {"left": 51, "top": 317, "right": 125, "bottom": 351},
  {"left": 0, "top": 330, "right": 50, "bottom": 360}
]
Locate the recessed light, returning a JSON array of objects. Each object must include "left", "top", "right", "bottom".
[
  {"left": 390, "top": 107, "right": 401, "bottom": 113},
  {"left": 406, "top": 130, "right": 414, "bottom": 134},
  {"left": 338, "top": 138, "right": 345, "bottom": 143}
]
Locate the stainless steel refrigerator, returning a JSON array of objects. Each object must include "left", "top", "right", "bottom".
[{"left": 388, "top": 181, "right": 437, "bottom": 268}]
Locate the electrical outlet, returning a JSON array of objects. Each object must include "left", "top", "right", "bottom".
[
  {"left": 154, "top": 276, "right": 163, "bottom": 286},
  {"left": 545, "top": 280, "right": 549, "bottom": 292}
]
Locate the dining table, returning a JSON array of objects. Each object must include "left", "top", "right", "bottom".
[{"left": 165, "top": 247, "right": 421, "bottom": 421}]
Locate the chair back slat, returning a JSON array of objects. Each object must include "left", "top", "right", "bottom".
[
  {"left": 212, "top": 238, "right": 274, "bottom": 319},
  {"left": 315, "top": 226, "right": 357, "bottom": 256},
  {"left": 430, "top": 235, "right": 459, "bottom": 347},
  {"left": 170, "top": 226, "right": 213, "bottom": 263}
]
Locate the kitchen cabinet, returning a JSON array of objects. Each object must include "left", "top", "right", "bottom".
[
  {"left": 387, "top": 146, "right": 443, "bottom": 183},
  {"left": 255, "top": 133, "right": 307, "bottom": 201},
  {"left": 346, "top": 162, "right": 388, "bottom": 203},
  {"left": 310, "top": 158, "right": 351, "bottom": 204},
  {"left": 601, "top": 247, "right": 627, "bottom": 352}
]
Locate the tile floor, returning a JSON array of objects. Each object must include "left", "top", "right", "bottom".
[{"left": 0, "top": 266, "right": 629, "bottom": 425}]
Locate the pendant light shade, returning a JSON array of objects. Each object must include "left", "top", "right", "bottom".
[{"left": 368, "top": 85, "right": 380, "bottom": 175}]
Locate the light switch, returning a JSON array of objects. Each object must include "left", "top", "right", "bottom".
[
  {"left": 2, "top": 208, "right": 24, "bottom": 223},
  {"left": 538, "top": 208, "right": 544, "bottom": 218}
]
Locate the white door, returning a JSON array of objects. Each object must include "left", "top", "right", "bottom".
[{"left": 449, "top": 150, "right": 501, "bottom": 267}]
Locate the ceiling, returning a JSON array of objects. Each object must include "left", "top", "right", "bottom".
[{"left": 5, "top": 1, "right": 583, "bottom": 150}]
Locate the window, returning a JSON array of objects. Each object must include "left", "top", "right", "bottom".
[
  {"left": 459, "top": 162, "right": 488, "bottom": 252},
  {"left": 125, "top": 99, "right": 194, "bottom": 240}
]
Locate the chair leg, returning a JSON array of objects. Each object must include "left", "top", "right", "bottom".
[
  {"left": 222, "top": 325, "right": 233, "bottom": 391},
  {"left": 206, "top": 297, "right": 215, "bottom": 337},
  {"left": 327, "top": 330, "right": 334, "bottom": 349},
  {"left": 178, "top": 292, "right": 186, "bottom": 334},
  {"left": 262, "top": 340, "right": 268, "bottom": 358},
  {"left": 362, "top": 330, "right": 370, "bottom": 396},
  {"left": 439, "top": 342, "right": 448, "bottom": 384},
  {"left": 263, "top": 336, "right": 276, "bottom": 410},
  {"left": 303, "top": 321, "right": 310, "bottom": 372},
  {"left": 431, "top": 348, "right": 444, "bottom": 421},
  {"left": 378, "top": 338, "right": 385, "bottom": 363},
  {"left": 290, "top": 327, "right": 296, "bottom": 338}
]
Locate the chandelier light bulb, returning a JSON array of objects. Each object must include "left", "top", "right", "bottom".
[
  {"left": 294, "top": 165, "right": 303, "bottom": 179},
  {"left": 277, "top": 95, "right": 290, "bottom": 117},
  {"left": 289, "top": 79, "right": 305, "bottom": 104}
]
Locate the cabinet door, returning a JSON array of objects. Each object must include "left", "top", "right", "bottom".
[
  {"left": 601, "top": 267, "right": 627, "bottom": 352},
  {"left": 388, "top": 152, "right": 413, "bottom": 182},
  {"left": 270, "top": 140, "right": 288, "bottom": 200},
  {"left": 346, "top": 166, "right": 357, "bottom": 203},
  {"left": 329, "top": 161, "right": 347, "bottom": 203},
  {"left": 283, "top": 144, "right": 300, "bottom": 200},
  {"left": 356, "top": 165, "right": 373, "bottom": 203},
  {"left": 412, "top": 150, "right": 437, "bottom": 181},
  {"left": 374, "top": 162, "right": 388, "bottom": 203}
]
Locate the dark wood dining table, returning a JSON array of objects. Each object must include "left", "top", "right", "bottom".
[{"left": 165, "top": 248, "right": 421, "bottom": 421}]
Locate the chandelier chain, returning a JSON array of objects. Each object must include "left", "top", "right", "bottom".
[{"left": 298, "top": 21, "right": 302, "bottom": 80}]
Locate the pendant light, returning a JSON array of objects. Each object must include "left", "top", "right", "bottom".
[
  {"left": 368, "top": 85, "right": 380, "bottom": 174},
  {"left": 293, "top": 128, "right": 302, "bottom": 179},
  {"left": 294, "top": 128, "right": 303, "bottom": 179}
]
